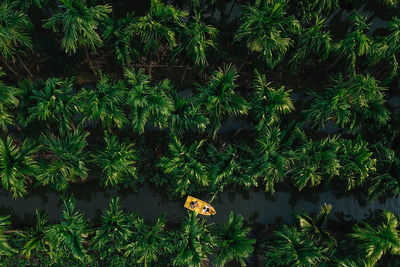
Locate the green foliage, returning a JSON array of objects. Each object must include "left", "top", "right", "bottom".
[
  {"left": 214, "top": 211, "right": 255, "bottom": 267},
  {"left": 93, "top": 197, "right": 132, "bottom": 259},
  {"left": 0, "top": 215, "right": 15, "bottom": 256},
  {"left": 235, "top": 0, "right": 300, "bottom": 68},
  {"left": 337, "top": 136, "right": 376, "bottom": 190},
  {"left": 78, "top": 73, "right": 128, "bottom": 130},
  {"left": 264, "top": 225, "right": 329, "bottom": 267},
  {"left": 178, "top": 13, "right": 218, "bottom": 67},
  {"left": 304, "top": 73, "right": 390, "bottom": 133},
  {"left": 298, "top": 0, "right": 339, "bottom": 23},
  {"left": 43, "top": 0, "right": 111, "bottom": 53},
  {"left": 291, "top": 130, "right": 340, "bottom": 190},
  {"left": 158, "top": 138, "right": 207, "bottom": 196},
  {"left": 38, "top": 130, "right": 89, "bottom": 191},
  {"left": 21, "top": 210, "right": 49, "bottom": 258},
  {"left": 0, "top": 0, "right": 32, "bottom": 60},
  {"left": 26, "top": 77, "right": 79, "bottom": 135},
  {"left": 0, "top": 69, "right": 19, "bottom": 130},
  {"left": 124, "top": 215, "right": 171, "bottom": 266},
  {"left": 196, "top": 64, "right": 248, "bottom": 138},
  {"left": 103, "top": 12, "right": 138, "bottom": 64},
  {"left": 173, "top": 212, "right": 214, "bottom": 267},
  {"left": 166, "top": 88, "right": 208, "bottom": 137},
  {"left": 93, "top": 134, "right": 137, "bottom": 187},
  {"left": 295, "top": 203, "right": 337, "bottom": 249},
  {"left": 253, "top": 126, "right": 291, "bottom": 194},
  {"left": 336, "top": 12, "right": 375, "bottom": 73},
  {"left": 289, "top": 16, "right": 331, "bottom": 68},
  {"left": 0, "top": 136, "right": 39, "bottom": 198},
  {"left": 134, "top": 0, "right": 187, "bottom": 55},
  {"left": 45, "top": 196, "right": 89, "bottom": 263},
  {"left": 250, "top": 70, "right": 294, "bottom": 131},
  {"left": 124, "top": 68, "right": 173, "bottom": 134},
  {"left": 350, "top": 210, "right": 400, "bottom": 264}
]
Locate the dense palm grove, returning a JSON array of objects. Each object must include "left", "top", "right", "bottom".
[{"left": 1, "top": 0, "right": 400, "bottom": 266}]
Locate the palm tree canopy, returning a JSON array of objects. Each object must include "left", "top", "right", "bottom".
[
  {"left": 124, "top": 215, "right": 170, "bottom": 266},
  {"left": 38, "top": 130, "right": 89, "bottom": 191},
  {"left": 43, "top": 0, "right": 111, "bottom": 53},
  {"left": 250, "top": 69, "right": 294, "bottom": 131},
  {"left": 158, "top": 138, "right": 207, "bottom": 196},
  {"left": 0, "top": 137, "right": 39, "bottom": 198},
  {"left": 93, "top": 198, "right": 133, "bottom": 254},
  {"left": 264, "top": 225, "right": 328, "bottom": 267},
  {"left": 350, "top": 210, "right": 400, "bottom": 263},
  {"left": 124, "top": 68, "right": 173, "bottom": 133},
  {"left": 173, "top": 212, "right": 214, "bottom": 267},
  {"left": 0, "top": 215, "right": 15, "bottom": 256},
  {"left": 93, "top": 134, "right": 137, "bottom": 187},
  {"left": 0, "top": 0, "right": 32, "bottom": 60},
  {"left": 0, "top": 68, "right": 19, "bottom": 130},
  {"left": 78, "top": 73, "right": 128, "bottom": 130},
  {"left": 21, "top": 209, "right": 49, "bottom": 258},
  {"left": 235, "top": 0, "right": 300, "bottom": 68},
  {"left": 214, "top": 211, "right": 255, "bottom": 267}
]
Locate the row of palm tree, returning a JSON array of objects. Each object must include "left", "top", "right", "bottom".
[
  {"left": 2, "top": 0, "right": 400, "bottom": 81},
  {"left": 263, "top": 204, "right": 400, "bottom": 266},
  {"left": 0, "top": 197, "right": 255, "bottom": 266}
]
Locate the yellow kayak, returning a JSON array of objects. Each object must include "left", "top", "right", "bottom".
[{"left": 184, "top": 196, "right": 216, "bottom": 216}]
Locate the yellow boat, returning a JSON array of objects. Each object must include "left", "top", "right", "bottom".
[{"left": 184, "top": 196, "right": 216, "bottom": 216}]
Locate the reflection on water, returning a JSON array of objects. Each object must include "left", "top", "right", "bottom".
[{"left": 1, "top": 182, "right": 399, "bottom": 227}]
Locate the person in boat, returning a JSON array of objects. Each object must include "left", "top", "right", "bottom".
[
  {"left": 202, "top": 205, "right": 210, "bottom": 214},
  {"left": 190, "top": 200, "right": 199, "bottom": 209}
]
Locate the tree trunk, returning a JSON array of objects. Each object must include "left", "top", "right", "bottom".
[
  {"left": 0, "top": 58, "right": 19, "bottom": 78},
  {"left": 85, "top": 47, "right": 97, "bottom": 76},
  {"left": 17, "top": 54, "right": 33, "bottom": 78}
]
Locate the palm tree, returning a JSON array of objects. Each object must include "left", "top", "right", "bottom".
[
  {"left": 253, "top": 126, "right": 292, "bottom": 194},
  {"left": 213, "top": 211, "right": 255, "bottom": 267},
  {"left": 78, "top": 73, "right": 128, "bottom": 131},
  {"left": 294, "top": 203, "right": 337, "bottom": 248},
  {"left": 0, "top": 215, "right": 15, "bottom": 256},
  {"left": 158, "top": 138, "right": 207, "bottom": 196},
  {"left": 27, "top": 77, "right": 79, "bottom": 135},
  {"left": 0, "top": 1, "right": 32, "bottom": 77},
  {"left": 291, "top": 130, "right": 340, "bottom": 190},
  {"left": 303, "top": 73, "right": 390, "bottom": 133},
  {"left": 289, "top": 16, "right": 332, "bottom": 69},
  {"left": 93, "top": 134, "right": 137, "bottom": 187},
  {"left": 134, "top": 0, "right": 187, "bottom": 56},
  {"left": 350, "top": 210, "right": 400, "bottom": 264},
  {"left": 367, "top": 143, "right": 400, "bottom": 200},
  {"left": 102, "top": 12, "right": 138, "bottom": 65},
  {"left": 234, "top": 0, "right": 300, "bottom": 68},
  {"left": 93, "top": 198, "right": 132, "bottom": 259},
  {"left": 178, "top": 13, "right": 218, "bottom": 67},
  {"left": 166, "top": 88, "right": 208, "bottom": 137},
  {"left": 264, "top": 225, "right": 328, "bottom": 267},
  {"left": 297, "top": 0, "right": 339, "bottom": 23},
  {"left": 45, "top": 196, "right": 90, "bottom": 263},
  {"left": 124, "top": 68, "right": 173, "bottom": 134},
  {"left": 21, "top": 210, "right": 49, "bottom": 258},
  {"left": 249, "top": 70, "right": 294, "bottom": 131},
  {"left": 0, "top": 68, "right": 19, "bottom": 131},
  {"left": 43, "top": 0, "right": 111, "bottom": 54},
  {"left": 337, "top": 137, "right": 376, "bottom": 190},
  {"left": 0, "top": 137, "right": 40, "bottom": 198},
  {"left": 196, "top": 64, "right": 248, "bottom": 138},
  {"left": 38, "top": 130, "right": 89, "bottom": 191},
  {"left": 173, "top": 212, "right": 214, "bottom": 267},
  {"left": 336, "top": 12, "right": 374, "bottom": 73},
  {"left": 124, "top": 215, "right": 171, "bottom": 267},
  {"left": 371, "top": 16, "right": 400, "bottom": 81}
]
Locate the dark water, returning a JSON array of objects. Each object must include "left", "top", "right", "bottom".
[{"left": 1, "top": 182, "right": 399, "bottom": 227}]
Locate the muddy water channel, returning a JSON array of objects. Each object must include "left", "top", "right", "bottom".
[{"left": 1, "top": 182, "right": 399, "bottom": 227}]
